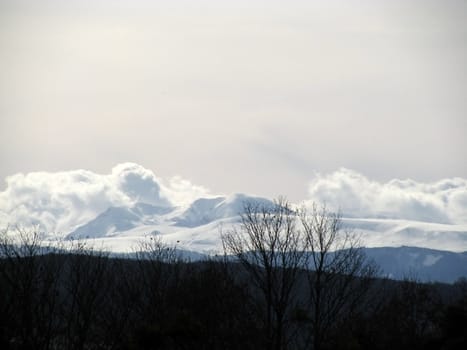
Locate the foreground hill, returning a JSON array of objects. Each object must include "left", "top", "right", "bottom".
[
  {"left": 1, "top": 251, "right": 466, "bottom": 349},
  {"left": 363, "top": 246, "right": 467, "bottom": 283}
]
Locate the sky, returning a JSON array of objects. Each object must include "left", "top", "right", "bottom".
[{"left": 1, "top": 0, "right": 466, "bottom": 202}]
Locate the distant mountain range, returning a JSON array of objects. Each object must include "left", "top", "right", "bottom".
[
  {"left": 57, "top": 193, "right": 467, "bottom": 283},
  {"left": 67, "top": 194, "right": 273, "bottom": 239},
  {"left": 68, "top": 203, "right": 173, "bottom": 239}
]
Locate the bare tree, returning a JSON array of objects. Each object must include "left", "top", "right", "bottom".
[
  {"left": 299, "top": 204, "right": 379, "bottom": 350},
  {"left": 134, "top": 234, "right": 182, "bottom": 328},
  {"left": 98, "top": 256, "right": 143, "bottom": 349},
  {"left": 221, "top": 197, "right": 307, "bottom": 350},
  {"left": 0, "top": 227, "right": 64, "bottom": 350},
  {"left": 62, "top": 241, "right": 111, "bottom": 350}
]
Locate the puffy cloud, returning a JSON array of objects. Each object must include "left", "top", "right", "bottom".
[
  {"left": 305, "top": 169, "right": 467, "bottom": 224},
  {"left": 0, "top": 163, "right": 211, "bottom": 234},
  {"left": 110, "top": 163, "right": 171, "bottom": 207},
  {"left": 1, "top": 164, "right": 465, "bottom": 237},
  {"left": 161, "top": 176, "right": 212, "bottom": 208}
]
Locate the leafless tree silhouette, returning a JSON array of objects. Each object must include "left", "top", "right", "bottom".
[
  {"left": 222, "top": 197, "right": 307, "bottom": 350},
  {"left": 0, "top": 227, "right": 64, "bottom": 350},
  {"left": 299, "top": 204, "right": 379, "bottom": 350}
]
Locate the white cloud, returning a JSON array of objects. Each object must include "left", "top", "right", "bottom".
[
  {"left": 161, "top": 176, "right": 212, "bottom": 208},
  {"left": 0, "top": 163, "right": 211, "bottom": 234},
  {"left": 305, "top": 168, "right": 467, "bottom": 224},
  {"left": 110, "top": 163, "right": 171, "bottom": 207},
  {"left": 1, "top": 164, "right": 465, "bottom": 237}
]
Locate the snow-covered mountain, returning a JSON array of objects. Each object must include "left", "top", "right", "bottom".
[
  {"left": 58, "top": 193, "right": 467, "bottom": 255},
  {"left": 62, "top": 193, "right": 272, "bottom": 246},
  {"left": 342, "top": 218, "right": 467, "bottom": 253},
  {"left": 174, "top": 194, "right": 274, "bottom": 227},
  {"left": 64, "top": 203, "right": 467, "bottom": 282},
  {"left": 67, "top": 203, "right": 173, "bottom": 239}
]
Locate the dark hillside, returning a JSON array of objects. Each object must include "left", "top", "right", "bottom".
[{"left": 1, "top": 250, "right": 466, "bottom": 349}]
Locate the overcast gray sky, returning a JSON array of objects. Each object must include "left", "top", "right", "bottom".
[{"left": 1, "top": 0, "right": 466, "bottom": 201}]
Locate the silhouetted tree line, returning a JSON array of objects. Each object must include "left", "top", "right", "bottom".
[{"left": 1, "top": 200, "right": 466, "bottom": 349}]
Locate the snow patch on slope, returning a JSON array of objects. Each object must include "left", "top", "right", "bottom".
[{"left": 423, "top": 254, "right": 442, "bottom": 267}]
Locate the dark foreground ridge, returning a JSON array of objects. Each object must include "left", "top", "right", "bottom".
[{"left": 1, "top": 250, "right": 466, "bottom": 350}]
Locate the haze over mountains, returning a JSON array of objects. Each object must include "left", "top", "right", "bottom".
[{"left": 1, "top": 163, "right": 466, "bottom": 282}]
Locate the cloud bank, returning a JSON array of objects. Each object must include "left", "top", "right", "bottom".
[
  {"left": 0, "top": 163, "right": 210, "bottom": 234},
  {"left": 0, "top": 164, "right": 465, "bottom": 236},
  {"left": 306, "top": 168, "right": 467, "bottom": 224}
]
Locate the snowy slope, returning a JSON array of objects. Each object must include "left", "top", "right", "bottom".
[
  {"left": 67, "top": 203, "right": 173, "bottom": 239},
  {"left": 65, "top": 193, "right": 273, "bottom": 247},
  {"left": 58, "top": 190, "right": 467, "bottom": 254},
  {"left": 174, "top": 194, "right": 274, "bottom": 227},
  {"left": 343, "top": 218, "right": 467, "bottom": 252},
  {"left": 67, "top": 217, "right": 467, "bottom": 253}
]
